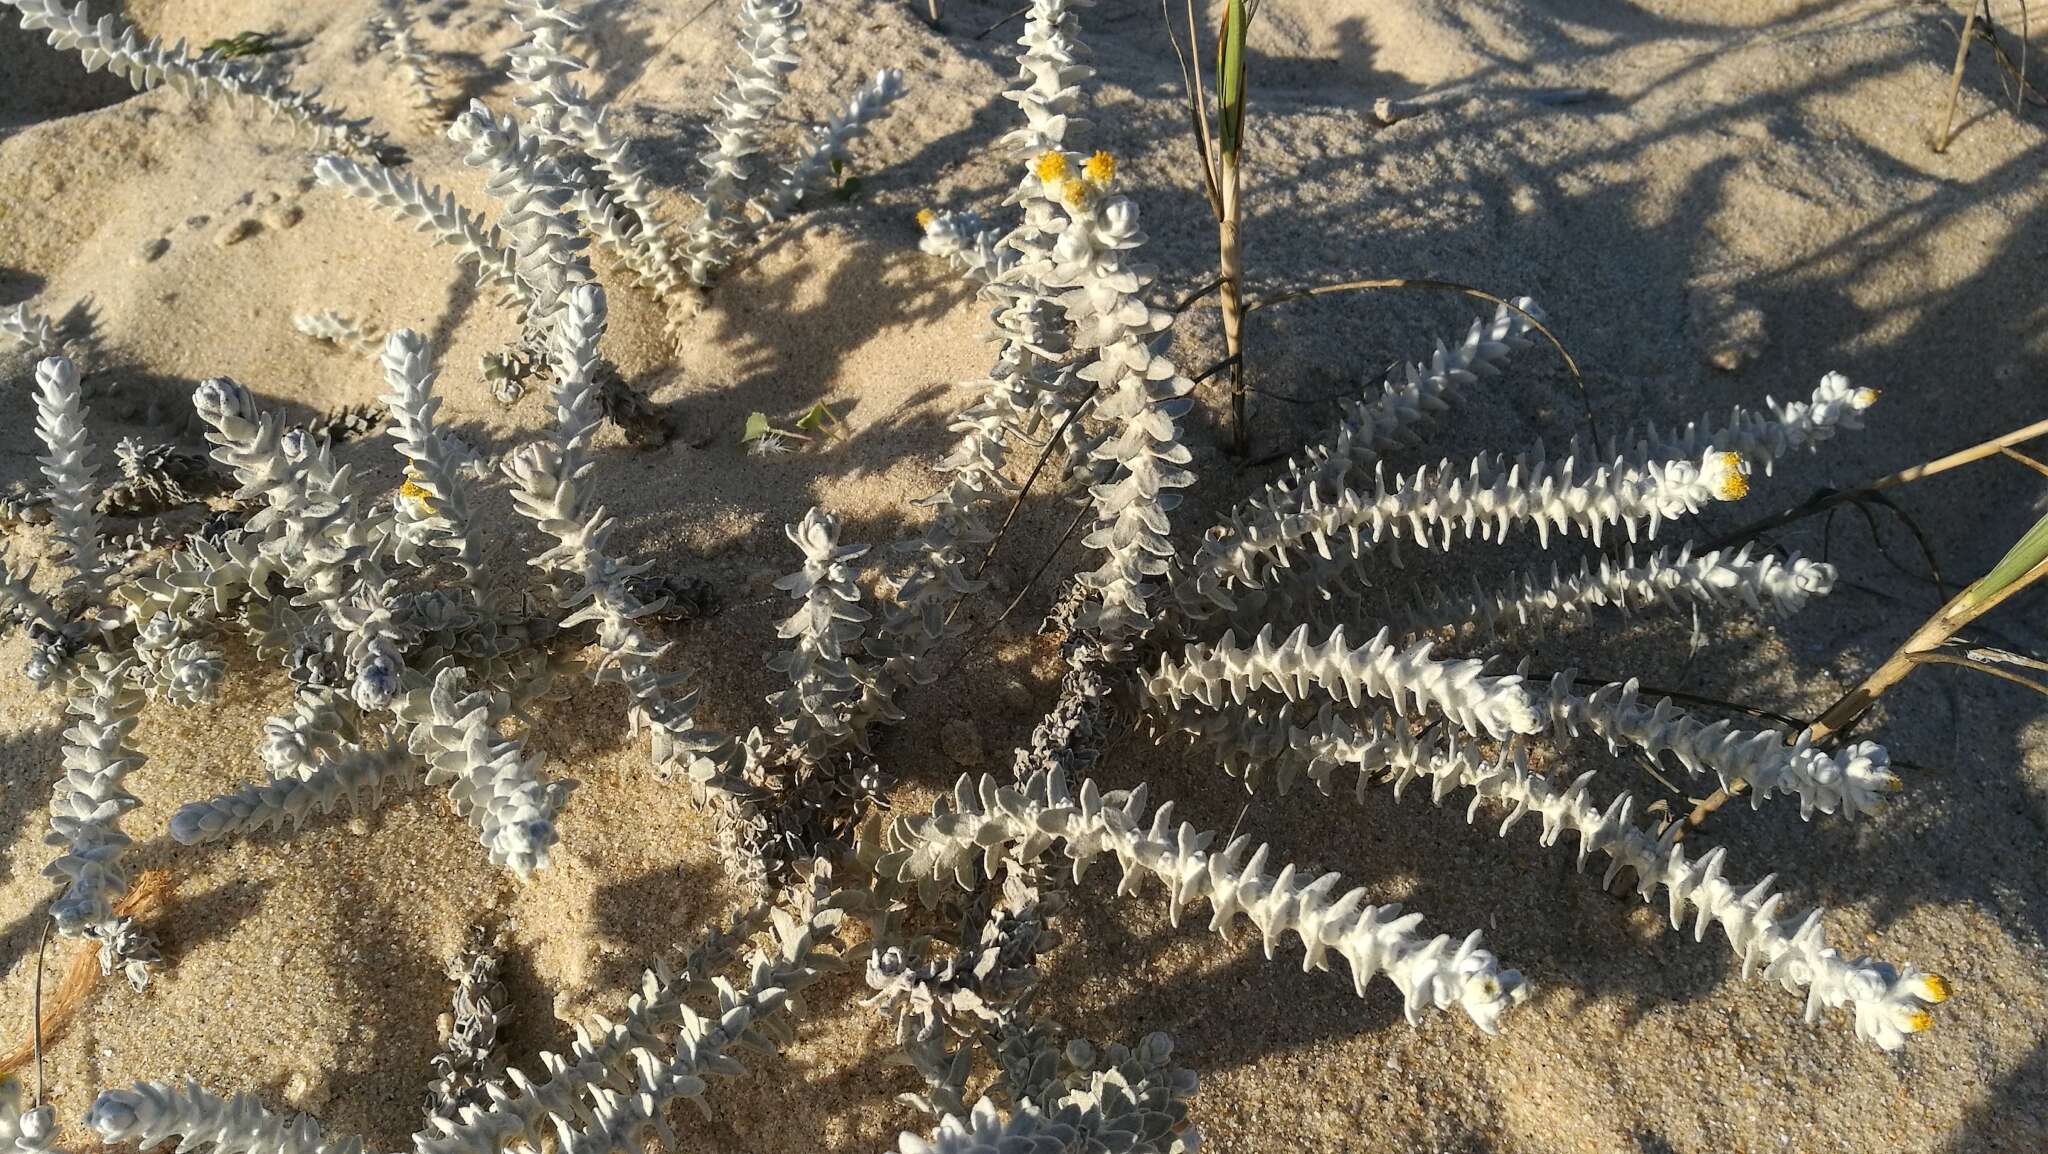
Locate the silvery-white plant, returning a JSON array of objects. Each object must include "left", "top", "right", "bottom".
[
  {"left": 0, "top": 0, "right": 1959, "bottom": 1150},
  {"left": 900, "top": 0, "right": 1943, "bottom": 1067},
  {"left": 2, "top": 302, "right": 61, "bottom": 364},
  {"left": 316, "top": 0, "right": 904, "bottom": 383},
  {"left": 0, "top": 1080, "right": 61, "bottom": 1154},
  {"left": 3, "top": 0, "right": 389, "bottom": 159},
  {"left": 293, "top": 311, "right": 384, "bottom": 357}
]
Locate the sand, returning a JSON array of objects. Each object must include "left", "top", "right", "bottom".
[{"left": 1, "top": 0, "right": 2044, "bottom": 1151}]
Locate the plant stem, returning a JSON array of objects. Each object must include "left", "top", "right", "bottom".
[
  {"left": 1220, "top": 152, "right": 1247, "bottom": 456},
  {"left": 1935, "top": 2, "right": 1982, "bottom": 152},
  {"left": 1684, "top": 549, "right": 2048, "bottom": 832},
  {"left": 1708, "top": 415, "right": 2048, "bottom": 555}
]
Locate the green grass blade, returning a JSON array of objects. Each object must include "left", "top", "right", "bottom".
[
  {"left": 1966, "top": 510, "right": 2048, "bottom": 604},
  {"left": 1215, "top": 0, "right": 1248, "bottom": 158}
]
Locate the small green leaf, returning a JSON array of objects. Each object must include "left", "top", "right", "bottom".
[
  {"left": 741, "top": 411, "right": 775, "bottom": 443},
  {"left": 1966, "top": 510, "right": 2048, "bottom": 605},
  {"left": 203, "top": 30, "right": 277, "bottom": 59},
  {"left": 831, "top": 175, "right": 864, "bottom": 203},
  {"left": 795, "top": 401, "right": 846, "bottom": 437}
]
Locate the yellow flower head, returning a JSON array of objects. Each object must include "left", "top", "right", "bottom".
[
  {"left": 1906, "top": 973, "right": 1951, "bottom": 1004},
  {"left": 1061, "top": 179, "right": 1092, "bottom": 210},
  {"left": 1852, "top": 386, "right": 1881, "bottom": 409},
  {"left": 399, "top": 474, "right": 435, "bottom": 513},
  {"left": 1708, "top": 451, "right": 1750, "bottom": 501},
  {"left": 1083, "top": 150, "right": 1117, "bottom": 187},
  {"left": 916, "top": 207, "right": 937, "bottom": 229},
  {"left": 1034, "top": 151, "right": 1069, "bottom": 183},
  {"left": 1904, "top": 1008, "right": 1935, "bottom": 1033}
]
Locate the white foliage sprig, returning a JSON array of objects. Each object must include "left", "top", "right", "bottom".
[
  {"left": 998, "top": 0, "right": 1093, "bottom": 157},
  {"left": 1172, "top": 302, "right": 1540, "bottom": 618},
  {"left": 502, "top": 285, "right": 660, "bottom": 667},
  {"left": 753, "top": 67, "right": 905, "bottom": 222},
  {"left": 873, "top": 2, "right": 1102, "bottom": 695},
  {"left": 1038, "top": 153, "right": 1194, "bottom": 644},
  {"left": 884, "top": 772, "right": 1530, "bottom": 1032},
  {"left": 506, "top": 0, "right": 682, "bottom": 302},
  {"left": 191, "top": 377, "right": 379, "bottom": 615},
  {"left": 1386, "top": 734, "right": 1947, "bottom": 1050},
  {"left": 858, "top": 384, "right": 1007, "bottom": 733},
  {"left": 44, "top": 654, "right": 145, "bottom": 942},
  {"left": 0, "top": 552, "right": 65, "bottom": 639},
  {"left": 111, "top": 532, "right": 273, "bottom": 633},
  {"left": 410, "top": 880, "right": 846, "bottom": 1154},
  {"left": 770, "top": 508, "right": 875, "bottom": 759},
  {"left": 1390, "top": 543, "right": 1837, "bottom": 641},
  {"left": 430, "top": 899, "right": 768, "bottom": 1152},
  {"left": 312, "top": 157, "right": 523, "bottom": 305},
  {"left": 1, "top": 1083, "right": 64, "bottom": 1154},
  {"left": 1155, "top": 694, "right": 1943, "bottom": 1050},
  {"left": 87, "top": 1082, "right": 365, "bottom": 1154},
  {"left": 399, "top": 667, "right": 577, "bottom": 876},
  {"left": 130, "top": 611, "right": 225, "bottom": 706},
  {"left": 1144, "top": 623, "right": 1544, "bottom": 742},
  {"left": 168, "top": 743, "right": 412, "bottom": 846},
  {"left": 1237, "top": 302, "right": 1541, "bottom": 534},
  {"left": 683, "top": 0, "right": 805, "bottom": 287},
  {"left": 495, "top": 286, "right": 766, "bottom": 856},
  {"left": 4, "top": 0, "right": 387, "bottom": 158},
  {"left": 293, "top": 310, "right": 383, "bottom": 356},
  {"left": 34, "top": 356, "right": 106, "bottom": 603},
  {"left": 1536, "top": 672, "right": 1900, "bottom": 820},
  {"left": 1203, "top": 440, "right": 1753, "bottom": 604},
  {"left": 450, "top": 100, "right": 594, "bottom": 335},
  {"left": 381, "top": 330, "right": 483, "bottom": 581},
  {"left": 894, "top": 1032, "right": 1199, "bottom": 1154},
  {"left": 975, "top": 1, "right": 1103, "bottom": 490},
  {"left": 1646, "top": 371, "right": 1880, "bottom": 475},
  {"left": 916, "top": 210, "right": 1000, "bottom": 284},
  {"left": 2, "top": 301, "right": 61, "bottom": 361}
]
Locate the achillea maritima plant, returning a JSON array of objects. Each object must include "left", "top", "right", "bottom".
[
  {"left": 0, "top": 0, "right": 1956, "bottom": 1150},
  {"left": 314, "top": 0, "right": 904, "bottom": 400},
  {"left": 3, "top": 0, "right": 390, "bottom": 159}
]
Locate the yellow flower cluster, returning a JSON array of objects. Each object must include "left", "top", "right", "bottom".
[
  {"left": 1035, "top": 150, "right": 1119, "bottom": 211},
  {"left": 1710, "top": 452, "right": 1750, "bottom": 501},
  {"left": 399, "top": 473, "right": 435, "bottom": 513}
]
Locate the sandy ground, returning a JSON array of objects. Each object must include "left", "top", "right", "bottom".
[{"left": 2, "top": 0, "right": 2045, "bottom": 1151}]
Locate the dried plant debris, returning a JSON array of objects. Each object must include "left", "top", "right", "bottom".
[{"left": 424, "top": 926, "right": 511, "bottom": 1123}]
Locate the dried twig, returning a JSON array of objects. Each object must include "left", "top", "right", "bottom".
[
  {"left": 1936, "top": 2, "right": 1984, "bottom": 152},
  {"left": 1686, "top": 544, "right": 2048, "bottom": 832}
]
